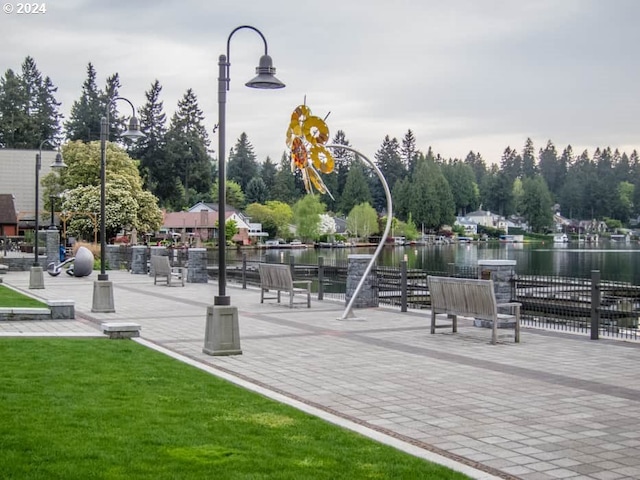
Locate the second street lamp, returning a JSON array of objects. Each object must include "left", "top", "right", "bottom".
[
  {"left": 203, "top": 25, "right": 284, "bottom": 356},
  {"left": 29, "top": 140, "right": 66, "bottom": 289},
  {"left": 91, "top": 96, "right": 144, "bottom": 313}
]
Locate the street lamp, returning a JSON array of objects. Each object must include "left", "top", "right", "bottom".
[
  {"left": 92, "top": 96, "right": 144, "bottom": 313},
  {"left": 29, "top": 140, "right": 66, "bottom": 289},
  {"left": 203, "top": 25, "right": 284, "bottom": 356},
  {"left": 215, "top": 25, "right": 285, "bottom": 306},
  {"left": 48, "top": 194, "right": 60, "bottom": 229}
]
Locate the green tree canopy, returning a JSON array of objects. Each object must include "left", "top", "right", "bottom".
[
  {"left": 292, "top": 195, "right": 326, "bottom": 242},
  {"left": 42, "top": 140, "right": 162, "bottom": 241},
  {"left": 346, "top": 203, "right": 379, "bottom": 240}
]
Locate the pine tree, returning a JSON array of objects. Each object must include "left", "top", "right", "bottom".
[
  {"left": 521, "top": 137, "right": 537, "bottom": 178},
  {"left": 374, "top": 135, "right": 405, "bottom": 192},
  {"left": 271, "top": 153, "right": 299, "bottom": 204},
  {"left": 339, "top": 161, "right": 372, "bottom": 214},
  {"left": 227, "top": 132, "right": 259, "bottom": 191},
  {"left": 246, "top": 177, "right": 268, "bottom": 204},
  {"left": 0, "top": 69, "right": 27, "bottom": 148},
  {"left": 260, "top": 156, "right": 277, "bottom": 199},
  {"left": 401, "top": 129, "right": 420, "bottom": 174},
  {"left": 132, "top": 80, "right": 168, "bottom": 195},
  {"left": 164, "top": 88, "right": 211, "bottom": 208},
  {"left": 65, "top": 63, "right": 103, "bottom": 142}
]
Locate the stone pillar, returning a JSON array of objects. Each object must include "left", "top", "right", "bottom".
[
  {"left": 45, "top": 229, "right": 60, "bottom": 267},
  {"left": 187, "top": 248, "right": 208, "bottom": 283},
  {"left": 105, "top": 245, "right": 122, "bottom": 271},
  {"left": 345, "top": 254, "right": 378, "bottom": 308},
  {"left": 131, "top": 245, "right": 148, "bottom": 274},
  {"left": 149, "top": 246, "right": 168, "bottom": 277},
  {"left": 477, "top": 259, "right": 516, "bottom": 328}
]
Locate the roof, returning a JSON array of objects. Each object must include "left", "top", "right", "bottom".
[
  {"left": 162, "top": 210, "right": 250, "bottom": 229},
  {"left": 0, "top": 194, "right": 18, "bottom": 224}
]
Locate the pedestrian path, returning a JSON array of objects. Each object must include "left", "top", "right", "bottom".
[{"left": 2, "top": 270, "right": 640, "bottom": 480}]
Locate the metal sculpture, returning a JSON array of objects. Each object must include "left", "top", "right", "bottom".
[{"left": 47, "top": 246, "right": 94, "bottom": 277}]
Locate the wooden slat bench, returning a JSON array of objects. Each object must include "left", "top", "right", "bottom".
[
  {"left": 427, "top": 276, "right": 521, "bottom": 344},
  {"left": 151, "top": 255, "right": 185, "bottom": 287},
  {"left": 258, "top": 263, "right": 311, "bottom": 308}
]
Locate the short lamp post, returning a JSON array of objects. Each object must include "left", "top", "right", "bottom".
[
  {"left": 203, "top": 25, "right": 284, "bottom": 356},
  {"left": 91, "top": 97, "right": 144, "bottom": 313},
  {"left": 29, "top": 141, "right": 66, "bottom": 289}
]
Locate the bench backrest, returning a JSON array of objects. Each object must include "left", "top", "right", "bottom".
[
  {"left": 259, "top": 263, "right": 293, "bottom": 290},
  {"left": 151, "top": 255, "right": 171, "bottom": 275},
  {"left": 428, "top": 276, "right": 498, "bottom": 320}
]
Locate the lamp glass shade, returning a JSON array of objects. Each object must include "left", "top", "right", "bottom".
[
  {"left": 122, "top": 116, "right": 146, "bottom": 140},
  {"left": 245, "top": 55, "right": 285, "bottom": 89},
  {"left": 50, "top": 149, "right": 67, "bottom": 169}
]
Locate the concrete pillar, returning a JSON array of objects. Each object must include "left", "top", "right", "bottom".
[
  {"left": 187, "top": 248, "right": 208, "bottom": 283},
  {"left": 131, "top": 245, "right": 148, "bottom": 274},
  {"left": 477, "top": 259, "right": 516, "bottom": 328},
  {"left": 345, "top": 254, "right": 378, "bottom": 308},
  {"left": 45, "top": 229, "right": 60, "bottom": 267}
]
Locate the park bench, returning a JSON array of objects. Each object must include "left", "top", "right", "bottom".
[
  {"left": 151, "top": 255, "right": 185, "bottom": 287},
  {"left": 427, "top": 276, "right": 521, "bottom": 344},
  {"left": 259, "top": 263, "right": 311, "bottom": 308}
]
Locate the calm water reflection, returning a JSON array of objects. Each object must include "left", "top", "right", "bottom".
[{"left": 234, "top": 242, "right": 640, "bottom": 284}]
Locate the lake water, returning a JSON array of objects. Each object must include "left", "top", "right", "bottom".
[{"left": 234, "top": 241, "right": 640, "bottom": 284}]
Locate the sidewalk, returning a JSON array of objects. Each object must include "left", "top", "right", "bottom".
[{"left": 2, "top": 270, "right": 640, "bottom": 480}]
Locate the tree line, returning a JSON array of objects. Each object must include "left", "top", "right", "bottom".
[{"left": 2, "top": 56, "right": 639, "bottom": 239}]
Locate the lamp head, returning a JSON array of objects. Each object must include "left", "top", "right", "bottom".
[
  {"left": 122, "top": 116, "right": 145, "bottom": 141},
  {"left": 50, "top": 148, "right": 67, "bottom": 169},
  {"left": 245, "top": 55, "right": 285, "bottom": 89}
]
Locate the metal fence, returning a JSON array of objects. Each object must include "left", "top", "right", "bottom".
[{"left": 98, "top": 247, "right": 639, "bottom": 341}]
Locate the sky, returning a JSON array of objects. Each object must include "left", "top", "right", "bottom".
[{"left": 2, "top": 0, "right": 640, "bottom": 166}]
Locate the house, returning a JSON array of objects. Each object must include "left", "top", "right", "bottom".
[
  {"left": 186, "top": 202, "right": 266, "bottom": 245},
  {"left": 460, "top": 209, "right": 508, "bottom": 232},
  {"left": 0, "top": 194, "right": 18, "bottom": 236},
  {"left": 454, "top": 217, "right": 478, "bottom": 235}
]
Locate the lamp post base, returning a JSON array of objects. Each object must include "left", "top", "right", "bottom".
[
  {"left": 92, "top": 279, "right": 115, "bottom": 313},
  {"left": 29, "top": 266, "right": 45, "bottom": 289},
  {"left": 203, "top": 305, "right": 242, "bottom": 356}
]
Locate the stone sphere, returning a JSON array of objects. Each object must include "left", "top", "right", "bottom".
[{"left": 73, "top": 246, "right": 94, "bottom": 277}]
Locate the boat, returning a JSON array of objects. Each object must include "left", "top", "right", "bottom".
[{"left": 553, "top": 234, "right": 568, "bottom": 243}]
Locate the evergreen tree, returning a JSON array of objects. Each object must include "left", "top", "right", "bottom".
[
  {"left": 65, "top": 63, "right": 103, "bottom": 142},
  {"left": 102, "top": 72, "right": 124, "bottom": 142},
  {"left": 328, "top": 130, "right": 352, "bottom": 210},
  {"left": 271, "top": 153, "right": 299, "bottom": 203},
  {"left": 407, "top": 157, "right": 455, "bottom": 230},
  {"left": 164, "top": 88, "right": 211, "bottom": 208},
  {"left": 246, "top": 176, "right": 268, "bottom": 204},
  {"left": 442, "top": 159, "right": 479, "bottom": 215},
  {"left": 340, "top": 161, "right": 372, "bottom": 214},
  {"left": 538, "top": 140, "right": 561, "bottom": 197},
  {"left": 521, "top": 137, "right": 537, "bottom": 178},
  {"left": 132, "top": 80, "right": 168, "bottom": 195},
  {"left": 227, "top": 132, "right": 259, "bottom": 191},
  {"left": 401, "top": 129, "right": 420, "bottom": 174},
  {"left": 374, "top": 135, "right": 405, "bottom": 192},
  {"left": 521, "top": 175, "right": 553, "bottom": 232},
  {"left": 261, "top": 156, "right": 278, "bottom": 199},
  {"left": 0, "top": 68, "right": 28, "bottom": 148},
  {"left": 464, "top": 151, "right": 487, "bottom": 185}
]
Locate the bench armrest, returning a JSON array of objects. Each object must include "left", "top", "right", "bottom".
[
  {"left": 497, "top": 302, "right": 521, "bottom": 315},
  {"left": 292, "top": 280, "right": 312, "bottom": 289}
]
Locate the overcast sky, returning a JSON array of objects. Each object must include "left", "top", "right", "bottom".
[{"left": 2, "top": 0, "right": 639, "bottom": 165}]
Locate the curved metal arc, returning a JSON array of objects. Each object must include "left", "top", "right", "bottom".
[
  {"left": 325, "top": 144, "right": 393, "bottom": 320},
  {"left": 223, "top": 25, "right": 269, "bottom": 91}
]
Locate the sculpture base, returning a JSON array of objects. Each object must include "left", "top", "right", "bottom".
[
  {"left": 203, "top": 305, "right": 242, "bottom": 356},
  {"left": 29, "top": 266, "right": 45, "bottom": 289},
  {"left": 92, "top": 280, "right": 115, "bottom": 313}
]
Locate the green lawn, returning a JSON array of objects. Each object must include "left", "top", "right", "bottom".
[
  {"left": 0, "top": 284, "right": 47, "bottom": 308},
  {"left": 0, "top": 338, "right": 470, "bottom": 480}
]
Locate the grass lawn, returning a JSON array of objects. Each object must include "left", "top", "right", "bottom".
[
  {"left": 0, "top": 338, "right": 471, "bottom": 480},
  {"left": 0, "top": 284, "right": 47, "bottom": 308}
]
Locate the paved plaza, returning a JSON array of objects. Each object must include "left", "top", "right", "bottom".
[{"left": 2, "top": 269, "right": 640, "bottom": 479}]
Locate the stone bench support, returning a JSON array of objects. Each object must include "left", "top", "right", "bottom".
[{"left": 101, "top": 322, "right": 141, "bottom": 339}]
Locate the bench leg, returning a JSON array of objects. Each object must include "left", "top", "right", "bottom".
[
  {"left": 492, "top": 318, "right": 497, "bottom": 345},
  {"left": 277, "top": 291, "right": 281, "bottom": 304},
  {"left": 260, "top": 288, "right": 265, "bottom": 304},
  {"left": 430, "top": 311, "right": 436, "bottom": 334},
  {"left": 306, "top": 291, "right": 310, "bottom": 308},
  {"left": 449, "top": 314, "right": 457, "bottom": 333}
]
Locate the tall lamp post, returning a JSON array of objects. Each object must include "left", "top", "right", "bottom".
[
  {"left": 203, "top": 25, "right": 284, "bottom": 356},
  {"left": 91, "top": 97, "right": 144, "bottom": 313},
  {"left": 29, "top": 140, "right": 66, "bottom": 289}
]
